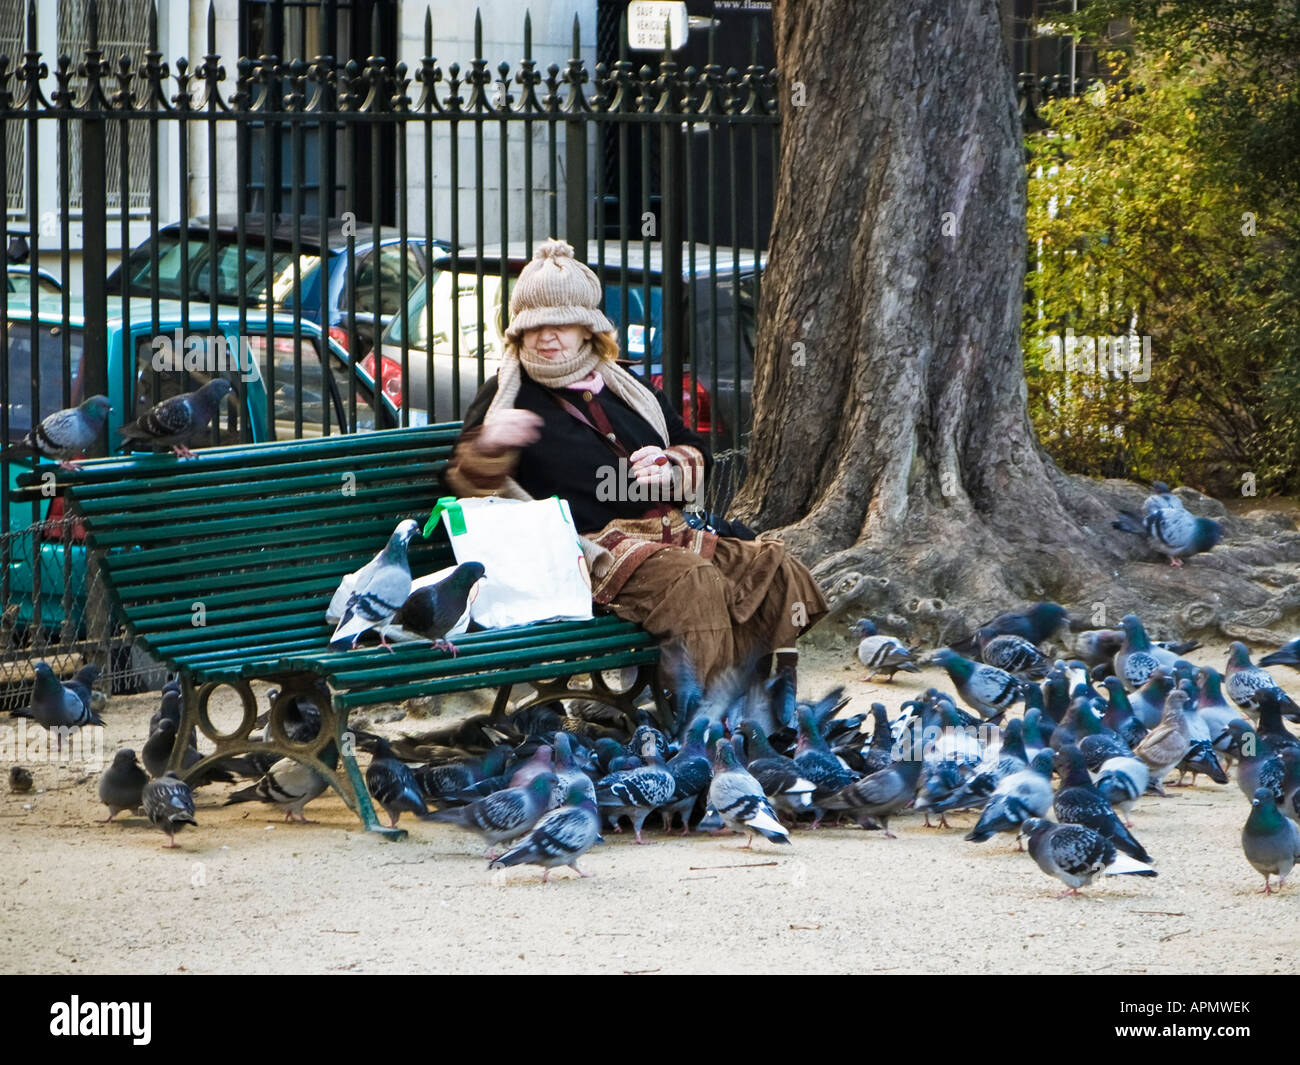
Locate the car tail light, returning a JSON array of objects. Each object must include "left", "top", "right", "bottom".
[
  {"left": 652, "top": 373, "right": 722, "bottom": 435},
  {"left": 328, "top": 325, "right": 351, "bottom": 352},
  {"left": 41, "top": 495, "right": 87, "bottom": 543},
  {"left": 360, "top": 352, "right": 404, "bottom": 407}
]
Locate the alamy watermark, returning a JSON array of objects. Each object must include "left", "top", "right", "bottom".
[
  {"left": 0, "top": 720, "right": 104, "bottom": 770},
  {"left": 151, "top": 329, "right": 262, "bottom": 383},
  {"left": 594, "top": 458, "right": 703, "bottom": 506},
  {"left": 1041, "top": 329, "right": 1152, "bottom": 382}
]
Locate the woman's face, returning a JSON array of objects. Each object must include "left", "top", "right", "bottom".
[{"left": 521, "top": 323, "right": 592, "bottom": 361}]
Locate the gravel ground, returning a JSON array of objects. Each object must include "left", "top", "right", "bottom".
[{"left": 2, "top": 637, "right": 1298, "bottom": 975}]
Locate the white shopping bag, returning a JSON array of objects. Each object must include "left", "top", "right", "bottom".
[{"left": 422, "top": 495, "right": 593, "bottom": 628}]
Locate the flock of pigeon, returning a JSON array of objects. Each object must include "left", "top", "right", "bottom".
[{"left": 15, "top": 595, "right": 1300, "bottom": 895}]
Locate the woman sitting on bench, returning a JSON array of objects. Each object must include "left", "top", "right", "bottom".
[{"left": 445, "top": 240, "right": 826, "bottom": 691}]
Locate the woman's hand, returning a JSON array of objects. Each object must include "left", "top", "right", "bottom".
[
  {"left": 478, "top": 410, "right": 543, "bottom": 456},
  {"left": 629, "top": 445, "right": 675, "bottom": 489}
]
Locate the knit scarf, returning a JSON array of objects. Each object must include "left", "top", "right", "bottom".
[{"left": 485, "top": 338, "right": 670, "bottom": 446}]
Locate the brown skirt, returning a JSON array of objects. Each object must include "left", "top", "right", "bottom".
[{"left": 600, "top": 536, "right": 828, "bottom": 686}]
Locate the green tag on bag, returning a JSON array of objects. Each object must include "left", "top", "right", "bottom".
[{"left": 425, "top": 496, "right": 466, "bottom": 538}]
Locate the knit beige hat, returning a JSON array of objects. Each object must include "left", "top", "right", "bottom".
[{"left": 504, "top": 239, "right": 616, "bottom": 342}]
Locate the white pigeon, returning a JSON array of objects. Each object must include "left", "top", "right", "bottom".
[{"left": 328, "top": 519, "right": 420, "bottom": 650}]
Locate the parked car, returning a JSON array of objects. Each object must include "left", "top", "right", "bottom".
[
  {"left": 376, "top": 244, "right": 762, "bottom": 442},
  {"left": 4, "top": 264, "right": 61, "bottom": 298},
  {"left": 3, "top": 294, "right": 400, "bottom": 635},
  {"left": 106, "top": 214, "right": 450, "bottom": 358}
]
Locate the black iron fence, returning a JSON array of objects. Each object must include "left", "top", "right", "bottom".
[{"left": 0, "top": 0, "right": 1090, "bottom": 694}]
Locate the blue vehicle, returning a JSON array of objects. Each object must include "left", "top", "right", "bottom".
[
  {"left": 106, "top": 214, "right": 450, "bottom": 359},
  {"left": 3, "top": 294, "right": 399, "bottom": 636}
]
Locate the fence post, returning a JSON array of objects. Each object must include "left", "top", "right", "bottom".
[
  {"left": 659, "top": 37, "right": 683, "bottom": 416},
  {"left": 79, "top": 2, "right": 109, "bottom": 448},
  {"left": 564, "top": 16, "right": 587, "bottom": 258}
]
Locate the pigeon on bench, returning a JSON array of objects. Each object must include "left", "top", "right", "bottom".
[
  {"left": 392, "top": 562, "right": 486, "bottom": 656},
  {"left": 329, "top": 519, "right": 420, "bottom": 651},
  {"left": 12, "top": 394, "right": 111, "bottom": 469},
  {"left": 118, "top": 378, "right": 234, "bottom": 459}
]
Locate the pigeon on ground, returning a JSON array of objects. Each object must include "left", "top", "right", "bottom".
[
  {"left": 1112, "top": 483, "right": 1223, "bottom": 566},
  {"left": 489, "top": 782, "right": 603, "bottom": 882},
  {"left": 1113, "top": 615, "right": 1186, "bottom": 691},
  {"left": 792, "top": 706, "right": 857, "bottom": 824},
  {"left": 71, "top": 664, "right": 108, "bottom": 716},
  {"left": 955, "top": 602, "right": 1070, "bottom": 655},
  {"left": 1101, "top": 677, "right": 1148, "bottom": 749},
  {"left": 223, "top": 740, "right": 338, "bottom": 823},
  {"left": 851, "top": 619, "right": 920, "bottom": 682},
  {"left": 142, "top": 719, "right": 243, "bottom": 786},
  {"left": 142, "top": 772, "right": 197, "bottom": 848},
  {"left": 29, "top": 661, "right": 103, "bottom": 750},
  {"left": 1022, "top": 706, "right": 1050, "bottom": 759},
  {"left": 429, "top": 772, "right": 558, "bottom": 858},
  {"left": 929, "top": 649, "right": 1021, "bottom": 722},
  {"left": 594, "top": 731, "right": 675, "bottom": 843},
  {"left": 1128, "top": 670, "right": 1175, "bottom": 730},
  {"left": 9, "top": 765, "right": 33, "bottom": 793},
  {"left": 821, "top": 746, "right": 925, "bottom": 838},
  {"left": 708, "top": 738, "right": 791, "bottom": 847},
  {"left": 1073, "top": 629, "right": 1124, "bottom": 668},
  {"left": 1194, "top": 668, "right": 1238, "bottom": 739},
  {"left": 14, "top": 394, "right": 112, "bottom": 468},
  {"left": 1053, "top": 744, "right": 1153, "bottom": 863},
  {"left": 1260, "top": 638, "right": 1300, "bottom": 670},
  {"left": 1242, "top": 787, "right": 1300, "bottom": 894},
  {"left": 977, "top": 630, "right": 1051, "bottom": 680},
  {"left": 1134, "top": 690, "right": 1193, "bottom": 794},
  {"left": 1175, "top": 739, "right": 1228, "bottom": 787},
  {"left": 735, "top": 722, "right": 817, "bottom": 817},
  {"left": 1092, "top": 756, "right": 1149, "bottom": 825},
  {"left": 1217, "top": 720, "right": 1285, "bottom": 800},
  {"left": 416, "top": 747, "right": 514, "bottom": 804},
  {"left": 1254, "top": 690, "right": 1300, "bottom": 755},
  {"left": 391, "top": 562, "right": 486, "bottom": 655},
  {"left": 365, "top": 736, "right": 428, "bottom": 826},
  {"left": 97, "top": 748, "right": 148, "bottom": 823},
  {"left": 1021, "top": 818, "right": 1157, "bottom": 896},
  {"left": 964, "top": 750, "right": 1055, "bottom": 845},
  {"left": 329, "top": 519, "right": 421, "bottom": 651},
  {"left": 118, "top": 378, "right": 234, "bottom": 458},
  {"left": 856, "top": 702, "right": 896, "bottom": 776},
  {"left": 1225, "top": 642, "right": 1300, "bottom": 720},
  {"left": 660, "top": 718, "right": 715, "bottom": 835},
  {"left": 551, "top": 733, "right": 597, "bottom": 808}
]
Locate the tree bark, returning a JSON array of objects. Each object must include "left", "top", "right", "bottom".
[{"left": 734, "top": 0, "right": 1300, "bottom": 646}]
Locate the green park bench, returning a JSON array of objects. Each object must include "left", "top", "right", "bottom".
[{"left": 16, "top": 424, "right": 669, "bottom": 838}]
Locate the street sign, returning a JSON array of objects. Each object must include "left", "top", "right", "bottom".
[{"left": 627, "top": 1, "right": 689, "bottom": 51}]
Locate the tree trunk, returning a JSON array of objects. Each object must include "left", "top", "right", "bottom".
[{"left": 734, "top": 0, "right": 1300, "bottom": 646}]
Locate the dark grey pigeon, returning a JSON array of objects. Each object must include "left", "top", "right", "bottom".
[
  {"left": 1053, "top": 744, "right": 1153, "bottom": 864},
  {"left": 329, "top": 519, "right": 420, "bottom": 650},
  {"left": 821, "top": 747, "right": 924, "bottom": 838},
  {"left": 594, "top": 730, "right": 675, "bottom": 843},
  {"left": 142, "top": 772, "right": 197, "bottom": 848},
  {"left": 489, "top": 783, "right": 603, "bottom": 882},
  {"left": 964, "top": 750, "right": 1055, "bottom": 845},
  {"left": 1022, "top": 817, "right": 1156, "bottom": 896},
  {"left": 392, "top": 562, "right": 486, "bottom": 655},
  {"left": 1260, "top": 638, "right": 1300, "bottom": 670},
  {"left": 977, "top": 629, "right": 1051, "bottom": 680},
  {"left": 142, "top": 719, "right": 243, "bottom": 787},
  {"left": 364, "top": 735, "right": 428, "bottom": 827},
  {"left": 29, "top": 661, "right": 102, "bottom": 752},
  {"left": 1225, "top": 642, "right": 1300, "bottom": 721},
  {"left": 118, "top": 378, "right": 234, "bottom": 458},
  {"left": 16, "top": 394, "right": 111, "bottom": 468},
  {"left": 1242, "top": 787, "right": 1300, "bottom": 894},
  {"left": 97, "top": 748, "right": 148, "bottom": 823}
]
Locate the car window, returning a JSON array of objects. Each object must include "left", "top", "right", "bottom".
[
  {"left": 246, "top": 333, "right": 380, "bottom": 438},
  {"left": 6, "top": 273, "right": 61, "bottom": 298},
  {"left": 117, "top": 234, "right": 318, "bottom": 307},
  {"left": 4, "top": 321, "right": 85, "bottom": 442},
  {"left": 351, "top": 247, "right": 424, "bottom": 317},
  {"left": 130, "top": 333, "right": 244, "bottom": 448},
  {"left": 386, "top": 269, "right": 508, "bottom": 361}
]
